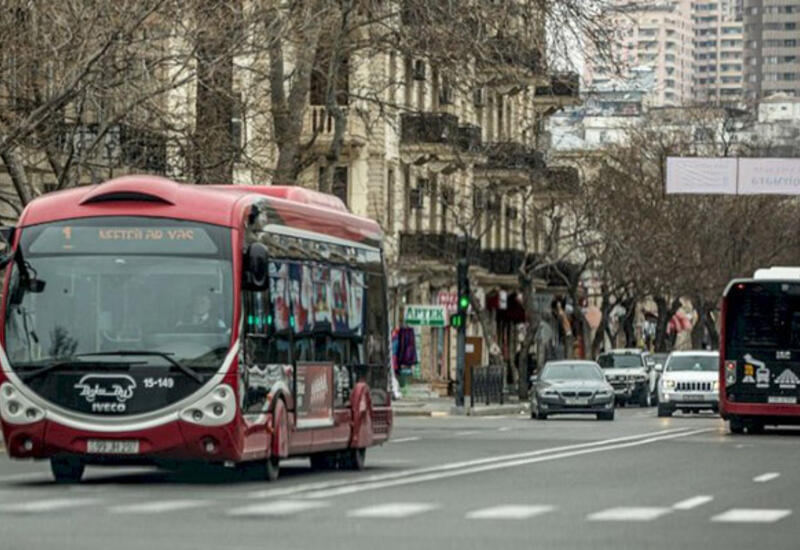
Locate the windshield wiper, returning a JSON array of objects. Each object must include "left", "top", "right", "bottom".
[
  {"left": 18, "top": 360, "right": 142, "bottom": 382},
  {"left": 75, "top": 351, "right": 204, "bottom": 384}
]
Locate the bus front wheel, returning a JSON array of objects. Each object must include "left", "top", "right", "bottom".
[
  {"left": 729, "top": 417, "right": 745, "bottom": 434},
  {"left": 51, "top": 457, "right": 85, "bottom": 484}
]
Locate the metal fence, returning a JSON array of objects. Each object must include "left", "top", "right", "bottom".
[{"left": 470, "top": 365, "right": 505, "bottom": 406}]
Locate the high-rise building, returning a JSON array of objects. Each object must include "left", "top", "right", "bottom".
[
  {"left": 743, "top": 0, "right": 800, "bottom": 99},
  {"left": 584, "top": 0, "right": 694, "bottom": 107},
  {"left": 693, "top": 1, "right": 745, "bottom": 104}
]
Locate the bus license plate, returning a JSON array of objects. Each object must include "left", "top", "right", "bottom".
[
  {"left": 87, "top": 439, "right": 140, "bottom": 454},
  {"left": 768, "top": 396, "right": 797, "bottom": 405}
]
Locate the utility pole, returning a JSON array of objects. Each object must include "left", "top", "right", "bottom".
[{"left": 453, "top": 252, "right": 470, "bottom": 408}]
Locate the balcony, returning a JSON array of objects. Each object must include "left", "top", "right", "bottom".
[
  {"left": 533, "top": 72, "right": 581, "bottom": 110},
  {"left": 457, "top": 124, "right": 482, "bottom": 154},
  {"left": 301, "top": 106, "right": 367, "bottom": 152},
  {"left": 400, "top": 113, "right": 461, "bottom": 163},
  {"left": 479, "top": 249, "right": 526, "bottom": 276},
  {"left": 399, "top": 232, "right": 481, "bottom": 263},
  {"left": 475, "top": 142, "right": 545, "bottom": 185}
]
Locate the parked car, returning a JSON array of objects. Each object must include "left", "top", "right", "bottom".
[
  {"left": 657, "top": 351, "right": 720, "bottom": 417},
  {"left": 530, "top": 360, "right": 615, "bottom": 421},
  {"left": 596, "top": 349, "right": 657, "bottom": 407}
]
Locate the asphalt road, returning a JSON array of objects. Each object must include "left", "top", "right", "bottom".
[{"left": 1, "top": 407, "right": 798, "bottom": 550}]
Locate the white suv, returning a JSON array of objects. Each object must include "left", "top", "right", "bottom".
[{"left": 657, "top": 351, "right": 719, "bottom": 417}]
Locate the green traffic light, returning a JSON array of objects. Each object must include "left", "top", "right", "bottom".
[
  {"left": 459, "top": 295, "right": 469, "bottom": 309},
  {"left": 451, "top": 314, "right": 463, "bottom": 328}
]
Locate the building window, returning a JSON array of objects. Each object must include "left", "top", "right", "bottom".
[{"left": 332, "top": 166, "right": 348, "bottom": 206}]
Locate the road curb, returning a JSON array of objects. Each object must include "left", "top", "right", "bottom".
[{"left": 467, "top": 404, "right": 527, "bottom": 416}]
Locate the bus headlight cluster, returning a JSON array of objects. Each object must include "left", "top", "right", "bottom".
[
  {"left": 180, "top": 384, "right": 236, "bottom": 427},
  {"left": 0, "top": 383, "right": 44, "bottom": 425}
]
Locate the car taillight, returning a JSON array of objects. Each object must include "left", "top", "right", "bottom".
[{"left": 725, "top": 360, "right": 737, "bottom": 385}]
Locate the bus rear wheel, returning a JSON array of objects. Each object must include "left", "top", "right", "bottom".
[
  {"left": 50, "top": 457, "right": 85, "bottom": 484},
  {"left": 342, "top": 448, "right": 366, "bottom": 471}
]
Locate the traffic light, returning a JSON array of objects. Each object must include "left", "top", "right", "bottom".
[{"left": 453, "top": 259, "right": 469, "bottom": 330}]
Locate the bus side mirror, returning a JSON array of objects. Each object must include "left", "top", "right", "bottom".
[{"left": 243, "top": 242, "right": 268, "bottom": 290}]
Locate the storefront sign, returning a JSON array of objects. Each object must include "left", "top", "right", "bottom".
[
  {"left": 404, "top": 305, "right": 447, "bottom": 327},
  {"left": 437, "top": 291, "right": 458, "bottom": 314}
]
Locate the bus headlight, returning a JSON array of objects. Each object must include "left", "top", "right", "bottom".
[
  {"left": 180, "top": 384, "right": 236, "bottom": 427},
  {"left": 0, "top": 383, "right": 44, "bottom": 425},
  {"left": 725, "top": 360, "right": 737, "bottom": 385}
]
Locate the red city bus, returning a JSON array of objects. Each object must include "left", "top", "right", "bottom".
[
  {"left": 0, "top": 175, "right": 392, "bottom": 482},
  {"left": 720, "top": 267, "right": 800, "bottom": 434}
]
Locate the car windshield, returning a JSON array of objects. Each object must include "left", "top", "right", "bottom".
[
  {"left": 597, "top": 353, "right": 644, "bottom": 369},
  {"left": 666, "top": 355, "right": 718, "bottom": 372},
  {"left": 541, "top": 363, "right": 604, "bottom": 381},
  {"left": 4, "top": 217, "right": 233, "bottom": 372}
]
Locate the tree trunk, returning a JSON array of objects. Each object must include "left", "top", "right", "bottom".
[
  {"left": 517, "top": 272, "right": 541, "bottom": 400},
  {"left": 654, "top": 296, "right": 682, "bottom": 352},
  {"left": 691, "top": 298, "right": 705, "bottom": 349},
  {"left": 0, "top": 148, "right": 35, "bottom": 206},
  {"left": 703, "top": 306, "right": 720, "bottom": 349},
  {"left": 192, "top": 0, "right": 240, "bottom": 184}
]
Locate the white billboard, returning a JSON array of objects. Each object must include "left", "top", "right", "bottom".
[
  {"left": 738, "top": 158, "right": 800, "bottom": 195},
  {"left": 665, "top": 157, "right": 738, "bottom": 195}
]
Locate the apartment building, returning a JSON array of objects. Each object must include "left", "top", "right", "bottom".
[
  {"left": 585, "top": 0, "right": 694, "bottom": 107},
  {"left": 743, "top": 0, "right": 800, "bottom": 99},
  {"left": 693, "top": 1, "right": 745, "bottom": 104}
]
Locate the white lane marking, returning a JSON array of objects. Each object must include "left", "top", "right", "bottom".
[
  {"left": 109, "top": 500, "right": 209, "bottom": 514},
  {"left": 466, "top": 505, "right": 554, "bottom": 520},
  {"left": 672, "top": 496, "right": 714, "bottom": 510},
  {"left": 390, "top": 437, "right": 421, "bottom": 443},
  {"left": 588, "top": 507, "right": 672, "bottom": 522},
  {"left": 498, "top": 427, "right": 512, "bottom": 432},
  {"left": 0, "top": 472, "right": 50, "bottom": 483},
  {"left": 248, "top": 428, "right": 693, "bottom": 499},
  {"left": 349, "top": 503, "right": 438, "bottom": 518},
  {"left": 302, "top": 429, "right": 711, "bottom": 500},
  {"left": 0, "top": 498, "right": 99, "bottom": 514},
  {"left": 229, "top": 500, "right": 330, "bottom": 517},
  {"left": 711, "top": 509, "right": 792, "bottom": 523},
  {"left": 753, "top": 472, "right": 780, "bottom": 483},
  {"left": 455, "top": 431, "right": 478, "bottom": 436}
]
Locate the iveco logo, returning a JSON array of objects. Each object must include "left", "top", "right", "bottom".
[{"left": 74, "top": 374, "right": 137, "bottom": 404}]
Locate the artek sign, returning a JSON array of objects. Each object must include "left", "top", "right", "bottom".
[{"left": 404, "top": 305, "right": 447, "bottom": 327}]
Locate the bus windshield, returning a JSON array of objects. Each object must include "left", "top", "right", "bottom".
[
  {"left": 726, "top": 282, "right": 800, "bottom": 350},
  {"left": 4, "top": 217, "right": 233, "bottom": 375}
]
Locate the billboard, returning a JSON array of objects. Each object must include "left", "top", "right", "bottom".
[
  {"left": 665, "top": 157, "right": 737, "bottom": 195},
  {"left": 666, "top": 157, "right": 800, "bottom": 195},
  {"left": 738, "top": 158, "right": 800, "bottom": 195}
]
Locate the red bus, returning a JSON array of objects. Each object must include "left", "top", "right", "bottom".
[
  {"left": 0, "top": 175, "right": 392, "bottom": 482},
  {"left": 720, "top": 267, "right": 800, "bottom": 434}
]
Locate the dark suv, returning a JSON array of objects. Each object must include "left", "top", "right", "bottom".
[{"left": 596, "top": 349, "right": 656, "bottom": 407}]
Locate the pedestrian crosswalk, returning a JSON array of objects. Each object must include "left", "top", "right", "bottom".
[{"left": 0, "top": 496, "right": 792, "bottom": 525}]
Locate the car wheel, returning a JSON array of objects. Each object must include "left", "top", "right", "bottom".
[
  {"left": 537, "top": 408, "right": 548, "bottom": 420},
  {"left": 342, "top": 448, "right": 366, "bottom": 471},
  {"left": 657, "top": 404, "right": 673, "bottom": 418},
  {"left": 638, "top": 389, "right": 651, "bottom": 407},
  {"left": 597, "top": 411, "right": 614, "bottom": 421},
  {"left": 51, "top": 457, "right": 85, "bottom": 484}
]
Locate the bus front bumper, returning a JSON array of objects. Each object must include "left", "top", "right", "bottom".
[{"left": 1, "top": 417, "right": 245, "bottom": 464}]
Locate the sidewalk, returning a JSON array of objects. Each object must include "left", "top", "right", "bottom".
[{"left": 392, "top": 392, "right": 528, "bottom": 418}]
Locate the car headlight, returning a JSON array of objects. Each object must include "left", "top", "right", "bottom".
[
  {"left": 541, "top": 389, "right": 558, "bottom": 397},
  {"left": 596, "top": 390, "right": 612, "bottom": 397},
  {"left": 713, "top": 380, "right": 719, "bottom": 392},
  {"left": 664, "top": 379, "right": 676, "bottom": 390}
]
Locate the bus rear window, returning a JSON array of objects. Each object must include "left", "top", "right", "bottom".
[{"left": 727, "top": 283, "right": 800, "bottom": 349}]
